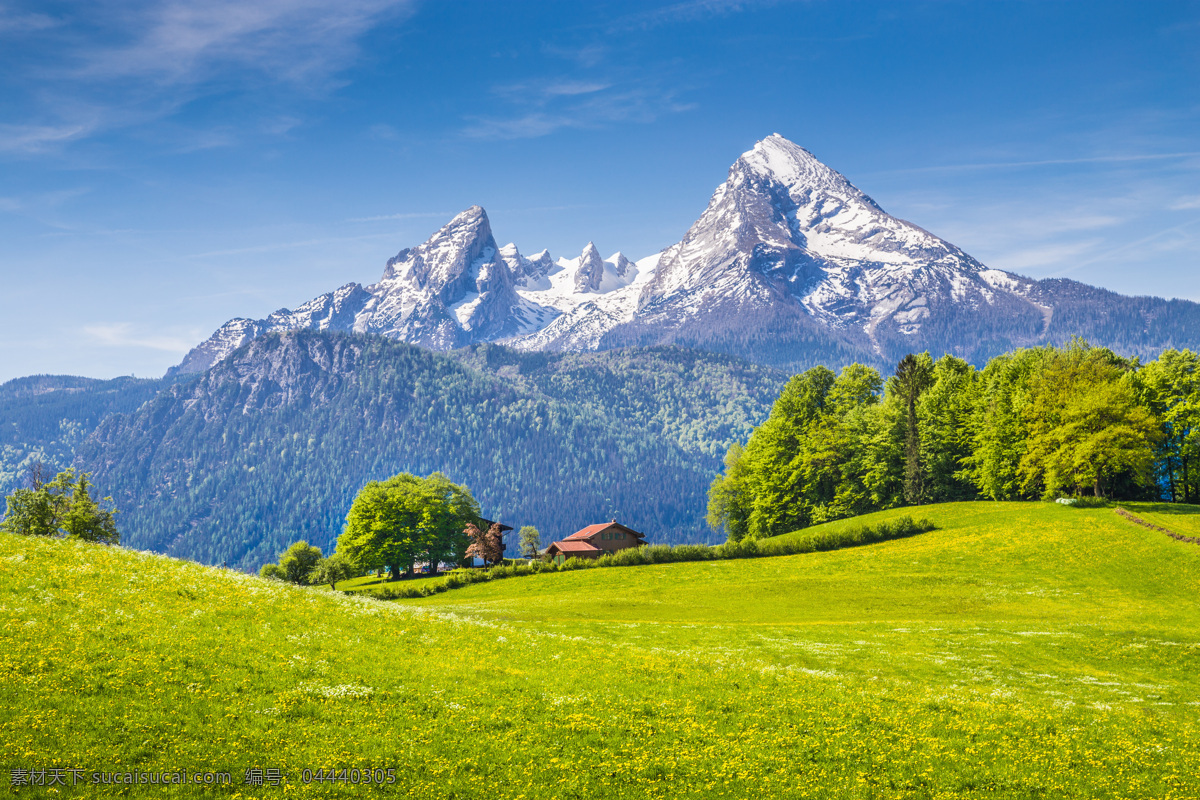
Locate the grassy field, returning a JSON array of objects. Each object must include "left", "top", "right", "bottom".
[{"left": 1, "top": 501, "right": 1198, "bottom": 798}]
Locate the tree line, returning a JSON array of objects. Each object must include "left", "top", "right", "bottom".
[{"left": 708, "top": 340, "right": 1199, "bottom": 540}]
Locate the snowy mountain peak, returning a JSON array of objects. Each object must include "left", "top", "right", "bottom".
[
  {"left": 176, "top": 133, "right": 1184, "bottom": 376},
  {"left": 738, "top": 134, "right": 864, "bottom": 199},
  {"left": 575, "top": 242, "right": 606, "bottom": 292}
]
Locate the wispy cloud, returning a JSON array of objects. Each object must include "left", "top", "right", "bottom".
[
  {"left": 1, "top": 0, "right": 416, "bottom": 154},
  {"left": 0, "top": 5, "right": 57, "bottom": 33},
  {"left": 1170, "top": 195, "right": 1200, "bottom": 211},
  {"left": 0, "top": 122, "right": 97, "bottom": 154},
  {"left": 187, "top": 231, "right": 401, "bottom": 258},
  {"left": 76, "top": 0, "right": 416, "bottom": 86},
  {"left": 84, "top": 322, "right": 200, "bottom": 353},
  {"left": 607, "top": 0, "right": 791, "bottom": 31},
  {"left": 347, "top": 211, "right": 457, "bottom": 222},
  {"left": 542, "top": 42, "right": 607, "bottom": 69},
  {"left": 464, "top": 82, "right": 695, "bottom": 140},
  {"left": 881, "top": 151, "right": 1200, "bottom": 175},
  {"left": 1045, "top": 219, "right": 1200, "bottom": 278}
]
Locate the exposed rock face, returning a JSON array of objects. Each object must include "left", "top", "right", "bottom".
[{"left": 175, "top": 135, "right": 1200, "bottom": 375}]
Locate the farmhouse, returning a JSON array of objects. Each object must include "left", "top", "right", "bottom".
[{"left": 544, "top": 521, "right": 647, "bottom": 564}]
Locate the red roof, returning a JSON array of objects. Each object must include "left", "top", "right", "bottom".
[
  {"left": 547, "top": 541, "right": 601, "bottom": 553},
  {"left": 564, "top": 523, "right": 611, "bottom": 541},
  {"left": 564, "top": 521, "right": 646, "bottom": 541}
]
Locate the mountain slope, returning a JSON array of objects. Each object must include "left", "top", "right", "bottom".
[
  {"left": 175, "top": 134, "right": 1200, "bottom": 375},
  {"left": 0, "top": 374, "right": 162, "bottom": 497},
  {"left": 81, "top": 332, "right": 784, "bottom": 568}
]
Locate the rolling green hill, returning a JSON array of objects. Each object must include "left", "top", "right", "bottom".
[{"left": 2, "top": 501, "right": 1198, "bottom": 798}]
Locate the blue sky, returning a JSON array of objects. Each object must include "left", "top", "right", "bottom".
[{"left": 1, "top": 0, "right": 1197, "bottom": 381}]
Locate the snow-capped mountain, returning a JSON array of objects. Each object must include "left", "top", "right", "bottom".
[{"left": 176, "top": 134, "right": 1200, "bottom": 374}]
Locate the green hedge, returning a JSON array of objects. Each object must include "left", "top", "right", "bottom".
[{"left": 354, "top": 516, "right": 935, "bottom": 600}]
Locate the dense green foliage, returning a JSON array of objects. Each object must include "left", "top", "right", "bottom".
[
  {"left": 279, "top": 541, "right": 323, "bottom": 585},
  {"left": 74, "top": 332, "right": 783, "bottom": 569},
  {"left": 4, "top": 501, "right": 1198, "bottom": 798},
  {"left": 711, "top": 340, "right": 1198, "bottom": 539},
  {"left": 1, "top": 468, "right": 119, "bottom": 543},
  {"left": 309, "top": 553, "right": 355, "bottom": 589},
  {"left": 0, "top": 374, "right": 161, "bottom": 498},
  {"left": 337, "top": 472, "right": 479, "bottom": 577}
]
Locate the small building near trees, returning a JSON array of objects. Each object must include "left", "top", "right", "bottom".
[{"left": 544, "top": 521, "right": 647, "bottom": 564}]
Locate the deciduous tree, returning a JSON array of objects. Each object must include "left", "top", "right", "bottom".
[
  {"left": 465, "top": 522, "right": 505, "bottom": 566},
  {"left": 309, "top": 553, "right": 354, "bottom": 589},
  {"left": 1, "top": 468, "right": 119, "bottom": 543},
  {"left": 336, "top": 472, "right": 481, "bottom": 578},
  {"left": 278, "top": 541, "right": 323, "bottom": 585},
  {"left": 518, "top": 525, "right": 541, "bottom": 558}
]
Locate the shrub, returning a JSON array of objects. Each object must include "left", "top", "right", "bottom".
[
  {"left": 348, "top": 515, "right": 937, "bottom": 602},
  {"left": 1066, "top": 496, "right": 1109, "bottom": 509}
]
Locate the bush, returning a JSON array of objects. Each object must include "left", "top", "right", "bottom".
[
  {"left": 1065, "top": 496, "right": 1109, "bottom": 508},
  {"left": 347, "top": 515, "right": 937, "bottom": 602}
]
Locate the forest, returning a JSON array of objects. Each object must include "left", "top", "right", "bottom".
[
  {"left": 708, "top": 339, "right": 1200, "bottom": 540},
  {"left": 72, "top": 332, "right": 784, "bottom": 569}
]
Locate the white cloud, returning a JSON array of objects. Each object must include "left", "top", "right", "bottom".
[
  {"left": 0, "top": 0, "right": 416, "bottom": 154},
  {"left": 347, "top": 211, "right": 456, "bottom": 222},
  {"left": 78, "top": 0, "right": 416, "bottom": 86},
  {"left": 0, "top": 6, "right": 57, "bottom": 33},
  {"left": 1170, "top": 195, "right": 1200, "bottom": 211},
  {"left": 991, "top": 240, "right": 1104, "bottom": 272},
  {"left": 464, "top": 83, "right": 695, "bottom": 140},
  {"left": 608, "top": 0, "right": 790, "bottom": 31},
  {"left": 883, "top": 151, "right": 1200, "bottom": 176},
  {"left": 84, "top": 323, "right": 200, "bottom": 353},
  {"left": 0, "top": 122, "right": 96, "bottom": 154}
]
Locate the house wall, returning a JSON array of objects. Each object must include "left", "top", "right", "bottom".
[{"left": 590, "top": 526, "right": 642, "bottom": 553}]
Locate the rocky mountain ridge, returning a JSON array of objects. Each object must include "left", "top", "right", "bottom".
[
  {"left": 83, "top": 332, "right": 785, "bottom": 567},
  {"left": 176, "top": 134, "right": 1200, "bottom": 374}
]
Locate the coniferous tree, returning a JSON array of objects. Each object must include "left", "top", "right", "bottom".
[
  {"left": 893, "top": 353, "right": 935, "bottom": 505},
  {"left": 918, "top": 355, "right": 977, "bottom": 502},
  {"left": 1, "top": 468, "right": 118, "bottom": 543}
]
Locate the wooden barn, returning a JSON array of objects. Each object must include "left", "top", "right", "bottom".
[{"left": 544, "top": 521, "right": 647, "bottom": 564}]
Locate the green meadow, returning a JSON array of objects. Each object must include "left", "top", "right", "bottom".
[{"left": 2, "top": 501, "right": 1198, "bottom": 798}]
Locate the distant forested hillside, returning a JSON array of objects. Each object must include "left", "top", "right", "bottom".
[
  {"left": 0, "top": 375, "right": 162, "bottom": 498},
  {"left": 74, "top": 332, "right": 784, "bottom": 569}
]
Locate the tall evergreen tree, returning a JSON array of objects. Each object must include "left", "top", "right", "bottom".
[
  {"left": 918, "top": 355, "right": 977, "bottom": 502},
  {"left": 893, "top": 353, "right": 935, "bottom": 505}
]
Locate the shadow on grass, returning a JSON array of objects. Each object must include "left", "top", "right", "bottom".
[
  {"left": 340, "top": 573, "right": 448, "bottom": 592},
  {"left": 1127, "top": 502, "right": 1200, "bottom": 517}
]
